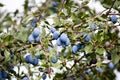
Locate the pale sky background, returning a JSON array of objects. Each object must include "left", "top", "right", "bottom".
[{"left": 0, "top": 0, "right": 120, "bottom": 80}]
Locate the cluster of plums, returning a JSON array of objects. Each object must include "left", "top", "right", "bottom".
[
  {"left": 71, "top": 33, "right": 90, "bottom": 54},
  {"left": 25, "top": 54, "right": 40, "bottom": 66},
  {"left": 28, "top": 27, "right": 40, "bottom": 43},
  {"left": 71, "top": 43, "right": 85, "bottom": 54},
  {"left": 50, "top": 27, "right": 70, "bottom": 47}
]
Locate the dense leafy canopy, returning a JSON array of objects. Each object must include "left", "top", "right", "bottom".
[{"left": 0, "top": 0, "right": 120, "bottom": 80}]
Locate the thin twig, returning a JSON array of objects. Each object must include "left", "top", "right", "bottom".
[
  {"left": 106, "top": 0, "right": 117, "bottom": 16},
  {"left": 109, "top": 13, "right": 120, "bottom": 15},
  {"left": 70, "top": 56, "right": 84, "bottom": 69},
  {"left": 63, "top": 56, "right": 84, "bottom": 79}
]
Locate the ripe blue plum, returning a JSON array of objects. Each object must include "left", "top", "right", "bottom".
[
  {"left": 30, "top": 17, "right": 37, "bottom": 27},
  {"left": 22, "top": 77, "right": 29, "bottom": 80},
  {"left": 110, "top": 15, "right": 117, "bottom": 24},
  {"left": 31, "top": 22, "right": 36, "bottom": 27},
  {"left": 51, "top": 56, "right": 58, "bottom": 63},
  {"left": 10, "top": 53, "right": 14, "bottom": 59},
  {"left": 90, "top": 24, "right": 96, "bottom": 30},
  {"left": 28, "top": 34, "right": 35, "bottom": 43},
  {"left": 59, "top": 33, "right": 68, "bottom": 43},
  {"left": 65, "top": 38, "right": 70, "bottom": 46},
  {"left": 2, "top": 71, "right": 7, "bottom": 78},
  {"left": 76, "top": 43, "right": 84, "bottom": 51},
  {"left": 108, "top": 62, "right": 114, "bottom": 69},
  {"left": 0, "top": 71, "right": 2, "bottom": 79},
  {"left": 35, "top": 37, "right": 40, "bottom": 42},
  {"left": 42, "top": 73, "right": 47, "bottom": 80},
  {"left": 72, "top": 45, "right": 78, "bottom": 54},
  {"left": 51, "top": 2, "right": 58, "bottom": 7},
  {"left": 32, "top": 58, "right": 38, "bottom": 66},
  {"left": 53, "top": 31, "right": 60, "bottom": 39},
  {"left": 36, "top": 56, "right": 40, "bottom": 59},
  {"left": 96, "top": 68, "right": 104, "bottom": 73},
  {"left": 64, "top": 49, "right": 68, "bottom": 56},
  {"left": 84, "top": 34, "right": 90, "bottom": 42},
  {"left": 32, "top": 28, "right": 40, "bottom": 38},
  {"left": 84, "top": 69, "right": 92, "bottom": 74},
  {"left": 25, "top": 55, "right": 33, "bottom": 64},
  {"left": 50, "top": 27, "right": 56, "bottom": 33},
  {"left": 56, "top": 38, "right": 62, "bottom": 46}
]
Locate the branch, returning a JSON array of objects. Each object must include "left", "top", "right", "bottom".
[
  {"left": 70, "top": 56, "right": 84, "bottom": 69},
  {"left": 109, "top": 13, "right": 120, "bottom": 15},
  {"left": 62, "top": 56, "right": 84, "bottom": 79},
  {"left": 106, "top": 0, "right": 117, "bottom": 16},
  {"left": 16, "top": 43, "right": 39, "bottom": 52},
  {"left": 84, "top": 64, "right": 96, "bottom": 70}
]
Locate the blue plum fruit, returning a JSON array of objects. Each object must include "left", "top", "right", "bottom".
[
  {"left": 90, "top": 24, "right": 96, "bottom": 30},
  {"left": 51, "top": 2, "right": 58, "bottom": 7},
  {"left": 32, "top": 17, "right": 37, "bottom": 23},
  {"left": 53, "top": 31, "right": 60, "bottom": 39},
  {"left": 28, "top": 34, "right": 35, "bottom": 43},
  {"left": 10, "top": 53, "right": 14, "bottom": 59},
  {"left": 64, "top": 49, "right": 68, "bottom": 56},
  {"left": 56, "top": 38, "right": 62, "bottom": 46},
  {"left": 76, "top": 43, "right": 84, "bottom": 51},
  {"left": 51, "top": 56, "right": 58, "bottom": 64},
  {"left": 36, "top": 56, "right": 40, "bottom": 59},
  {"left": 2, "top": 71, "right": 7, "bottom": 78},
  {"left": 42, "top": 73, "right": 47, "bottom": 80},
  {"left": 96, "top": 68, "right": 104, "bottom": 73},
  {"left": 50, "top": 27, "right": 56, "bottom": 33},
  {"left": 72, "top": 45, "right": 78, "bottom": 54},
  {"left": 35, "top": 37, "right": 40, "bottom": 42},
  {"left": 0, "top": 71, "right": 2, "bottom": 79},
  {"left": 30, "top": 17, "right": 37, "bottom": 27},
  {"left": 25, "top": 55, "right": 33, "bottom": 64},
  {"left": 32, "top": 28, "right": 40, "bottom": 38},
  {"left": 25, "top": 55, "right": 30, "bottom": 63},
  {"left": 32, "top": 58, "right": 38, "bottom": 66},
  {"left": 110, "top": 15, "right": 117, "bottom": 24},
  {"left": 59, "top": 33, "right": 68, "bottom": 43},
  {"left": 31, "top": 22, "right": 36, "bottom": 27},
  {"left": 108, "top": 62, "right": 114, "bottom": 69},
  {"left": 22, "top": 77, "right": 29, "bottom": 80},
  {"left": 84, "top": 34, "right": 90, "bottom": 42},
  {"left": 65, "top": 38, "right": 70, "bottom": 46},
  {"left": 9, "top": 66, "right": 14, "bottom": 72}
]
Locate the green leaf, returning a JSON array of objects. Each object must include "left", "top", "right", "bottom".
[
  {"left": 0, "top": 3, "right": 4, "bottom": 7},
  {"left": 84, "top": 45, "right": 93, "bottom": 53},
  {"left": 112, "top": 54, "right": 120, "bottom": 64},
  {"left": 54, "top": 73, "right": 66, "bottom": 78},
  {"left": 3, "top": 35, "right": 13, "bottom": 42},
  {"left": 95, "top": 47, "right": 105, "bottom": 54},
  {"left": 4, "top": 50, "right": 11, "bottom": 60}
]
